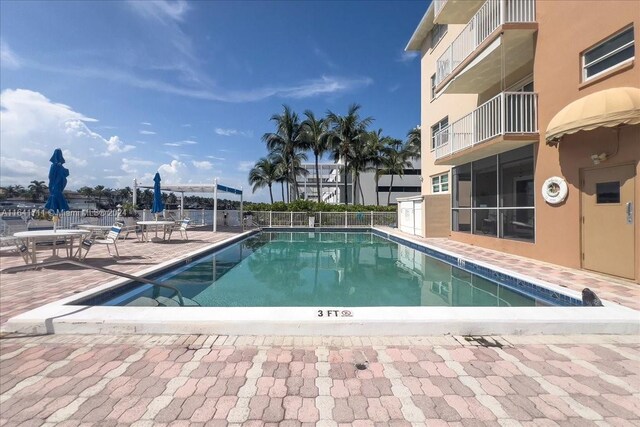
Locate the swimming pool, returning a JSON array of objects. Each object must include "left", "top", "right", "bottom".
[
  {"left": 5, "top": 228, "right": 638, "bottom": 336},
  {"left": 80, "top": 231, "right": 551, "bottom": 308}
]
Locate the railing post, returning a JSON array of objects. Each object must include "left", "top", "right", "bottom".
[
  {"left": 269, "top": 211, "right": 272, "bottom": 227},
  {"left": 500, "top": 92, "right": 505, "bottom": 136},
  {"left": 501, "top": 0, "right": 506, "bottom": 24},
  {"left": 290, "top": 211, "right": 293, "bottom": 227},
  {"left": 345, "top": 211, "right": 348, "bottom": 228},
  {"left": 370, "top": 212, "right": 374, "bottom": 227},
  {"left": 319, "top": 212, "right": 322, "bottom": 227},
  {"left": 201, "top": 209, "right": 205, "bottom": 225}
]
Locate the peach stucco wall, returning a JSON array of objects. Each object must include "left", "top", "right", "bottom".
[{"left": 451, "top": 0, "right": 640, "bottom": 282}]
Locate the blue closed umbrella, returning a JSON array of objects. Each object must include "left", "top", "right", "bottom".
[
  {"left": 44, "top": 148, "right": 70, "bottom": 213},
  {"left": 151, "top": 172, "right": 164, "bottom": 215}
]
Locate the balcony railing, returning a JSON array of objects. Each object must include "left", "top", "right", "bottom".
[
  {"left": 435, "top": 0, "right": 535, "bottom": 86},
  {"left": 434, "top": 92, "right": 538, "bottom": 160},
  {"left": 434, "top": 0, "right": 447, "bottom": 18}
]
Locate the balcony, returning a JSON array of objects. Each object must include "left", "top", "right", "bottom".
[
  {"left": 434, "top": 92, "right": 538, "bottom": 165},
  {"left": 434, "top": 0, "right": 485, "bottom": 25},
  {"left": 435, "top": 0, "right": 537, "bottom": 94}
]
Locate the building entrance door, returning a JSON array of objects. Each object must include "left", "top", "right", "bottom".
[{"left": 581, "top": 164, "right": 635, "bottom": 279}]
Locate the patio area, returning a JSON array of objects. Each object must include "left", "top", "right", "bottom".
[{"left": 1, "top": 227, "right": 638, "bottom": 425}]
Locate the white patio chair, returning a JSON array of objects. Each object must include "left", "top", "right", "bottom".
[
  {"left": 166, "top": 218, "right": 190, "bottom": 241},
  {"left": 92, "top": 224, "right": 122, "bottom": 257}
]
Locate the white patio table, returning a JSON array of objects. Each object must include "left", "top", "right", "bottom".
[
  {"left": 76, "top": 224, "right": 113, "bottom": 238},
  {"left": 136, "top": 221, "right": 175, "bottom": 242},
  {"left": 13, "top": 229, "right": 90, "bottom": 264}
]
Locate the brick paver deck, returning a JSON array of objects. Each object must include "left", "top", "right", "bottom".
[{"left": 1, "top": 227, "right": 639, "bottom": 425}]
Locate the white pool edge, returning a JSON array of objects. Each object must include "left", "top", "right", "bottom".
[{"left": 3, "top": 228, "right": 639, "bottom": 336}]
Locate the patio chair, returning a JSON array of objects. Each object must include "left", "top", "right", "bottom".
[
  {"left": 166, "top": 218, "right": 190, "bottom": 241},
  {"left": 92, "top": 224, "right": 122, "bottom": 257}
]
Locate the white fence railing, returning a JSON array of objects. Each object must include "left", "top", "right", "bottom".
[
  {"left": 251, "top": 211, "right": 397, "bottom": 228},
  {"left": 434, "top": 92, "right": 538, "bottom": 160},
  {"left": 435, "top": 0, "right": 535, "bottom": 86}
]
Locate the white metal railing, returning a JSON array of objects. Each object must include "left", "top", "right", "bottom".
[
  {"left": 251, "top": 211, "right": 397, "bottom": 228},
  {"left": 434, "top": 92, "right": 538, "bottom": 160},
  {"left": 435, "top": 0, "right": 535, "bottom": 86},
  {"left": 434, "top": 0, "right": 447, "bottom": 18}
]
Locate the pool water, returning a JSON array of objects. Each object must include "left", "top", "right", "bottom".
[{"left": 89, "top": 232, "right": 546, "bottom": 307}]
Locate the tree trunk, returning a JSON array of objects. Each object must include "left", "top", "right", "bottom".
[
  {"left": 387, "top": 174, "right": 394, "bottom": 205},
  {"left": 268, "top": 184, "right": 273, "bottom": 204},
  {"left": 281, "top": 182, "right": 285, "bottom": 203},
  {"left": 375, "top": 167, "right": 380, "bottom": 206},
  {"left": 343, "top": 159, "right": 348, "bottom": 205},
  {"left": 315, "top": 154, "right": 321, "bottom": 203},
  {"left": 359, "top": 179, "right": 365, "bottom": 205},
  {"left": 353, "top": 172, "right": 358, "bottom": 203}
]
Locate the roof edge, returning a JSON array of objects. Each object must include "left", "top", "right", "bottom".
[{"left": 405, "top": 4, "right": 434, "bottom": 52}]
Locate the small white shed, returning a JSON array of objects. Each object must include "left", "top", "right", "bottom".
[{"left": 397, "top": 195, "right": 424, "bottom": 237}]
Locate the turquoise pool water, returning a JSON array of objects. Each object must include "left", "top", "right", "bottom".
[{"left": 89, "top": 232, "right": 546, "bottom": 307}]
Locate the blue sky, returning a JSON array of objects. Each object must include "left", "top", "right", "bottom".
[{"left": 0, "top": 0, "right": 424, "bottom": 202}]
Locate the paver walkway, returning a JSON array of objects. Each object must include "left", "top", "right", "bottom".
[
  {"left": 1, "top": 226, "right": 639, "bottom": 425},
  {"left": 1, "top": 334, "right": 639, "bottom": 425}
]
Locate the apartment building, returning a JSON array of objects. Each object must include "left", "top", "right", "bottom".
[
  {"left": 407, "top": 0, "right": 639, "bottom": 282},
  {"left": 297, "top": 159, "right": 421, "bottom": 206}
]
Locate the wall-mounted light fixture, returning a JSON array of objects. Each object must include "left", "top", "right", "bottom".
[{"left": 590, "top": 152, "right": 608, "bottom": 165}]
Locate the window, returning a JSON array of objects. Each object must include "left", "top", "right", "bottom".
[
  {"left": 432, "top": 173, "right": 449, "bottom": 193},
  {"left": 430, "top": 74, "right": 436, "bottom": 99},
  {"left": 451, "top": 146, "right": 535, "bottom": 242},
  {"left": 583, "top": 26, "right": 635, "bottom": 80},
  {"left": 596, "top": 182, "right": 621, "bottom": 203},
  {"left": 431, "top": 117, "right": 449, "bottom": 150},
  {"left": 431, "top": 24, "right": 448, "bottom": 49}
]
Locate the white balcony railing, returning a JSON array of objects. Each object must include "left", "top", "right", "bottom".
[
  {"left": 434, "top": 0, "right": 447, "bottom": 18},
  {"left": 434, "top": 92, "right": 538, "bottom": 160},
  {"left": 435, "top": 0, "right": 536, "bottom": 86}
]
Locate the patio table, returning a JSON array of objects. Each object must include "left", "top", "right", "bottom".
[
  {"left": 13, "top": 229, "right": 90, "bottom": 264},
  {"left": 136, "top": 221, "right": 175, "bottom": 242},
  {"left": 76, "top": 224, "right": 113, "bottom": 238}
]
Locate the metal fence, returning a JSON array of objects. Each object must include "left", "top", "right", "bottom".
[{"left": 250, "top": 211, "right": 397, "bottom": 228}]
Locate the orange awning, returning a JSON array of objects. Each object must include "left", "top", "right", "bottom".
[{"left": 546, "top": 87, "right": 640, "bottom": 143}]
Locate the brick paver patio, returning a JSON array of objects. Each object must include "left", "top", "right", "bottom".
[{"left": 1, "top": 226, "right": 639, "bottom": 425}]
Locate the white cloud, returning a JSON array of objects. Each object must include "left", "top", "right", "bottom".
[
  {"left": 397, "top": 51, "right": 419, "bottom": 63},
  {"left": 237, "top": 161, "right": 254, "bottom": 172},
  {"left": 0, "top": 89, "right": 136, "bottom": 187},
  {"left": 163, "top": 140, "right": 197, "bottom": 147},
  {"left": 214, "top": 128, "right": 253, "bottom": 137},
  {"left": 139, "top": 130, "right": 156, "bottom": 135},
  {"left": 121, "top": 158, "right": 155, "bottom": 174},
  {"left": 141, "top": 122, "right": 152, "bottom": 126},
  {"left": 181, "top": 123, "right": 191, "bottom": 127},
  {"left": 206, "top": 155, "right": 225, "bottom": 161},
  {"left": 0, "top": 40, "right": 21, "bottom": 69},
  {"left": 128, "top": 0, "right": 190, "bottom": 23},
  {"left": 21, "top": 147, "right": 48, "bottom": 157},
  {"left": 0, "top": 157, "right": 42, "bottom": 179},
  {"left": 192, "top": 160, "right": 212, "bottom": 170}
]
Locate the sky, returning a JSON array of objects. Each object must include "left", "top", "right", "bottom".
[{"left": 0, "top": 0, "right": 425, "bottom": 202}]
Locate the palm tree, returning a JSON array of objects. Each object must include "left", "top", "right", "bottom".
[
  {"left": 324, "top": 104, "right": 373, "bottom": 205},
  {"left": 93, "top": 185, "right": 106, "bottom": 208},
  {"left": 300, "top": 110, "right": 327, "bottom": 203},
  {"left": 28, "top": 180, "right": 48, "bottom": 202},
  {"left": 406, "top": 125, "right": 421, "bottom": 160},
  {"left": 348, "top": 135, "right": 374, "bottom": 204},
  {"left": 270, "top": 152, "right": 288, "bottom": 203},
  {"left": 365, "top": 129, "right": 387, "bottom": 206},
  {"left": 262, "top": 105, "right": 307, "bottom": 201},
  {"left": 381, "top": 139, "right": 413, "bottom": 205},
  {"left": 249, "top": 157, "right": 280, "bottom": 204}
]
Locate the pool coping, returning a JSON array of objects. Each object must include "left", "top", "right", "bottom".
[{"left": 3, "top": 227, "right": 639, "bottom": 336}]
